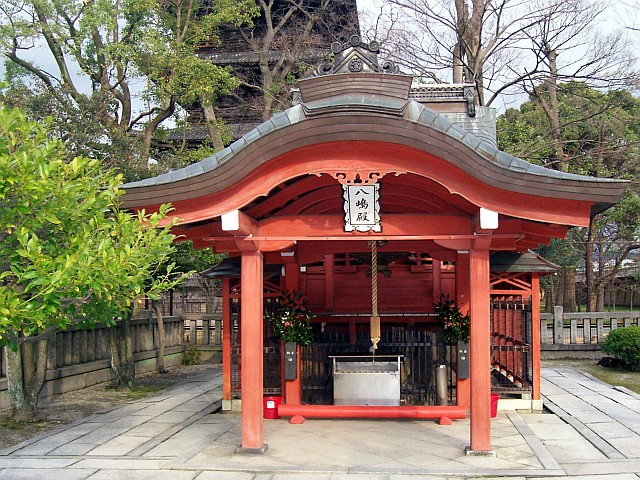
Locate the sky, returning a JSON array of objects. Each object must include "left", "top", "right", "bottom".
[
  {"left": 1, "top": 0, "right": 637, "bottom": 115},
  {"left": 354, "top": 0, "right": 639, "bottom": 112}
]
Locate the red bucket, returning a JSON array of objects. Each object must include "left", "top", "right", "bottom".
[
  {"left": 263, "top": 396, "right": 282, "bottom": 419},
  {"left": 490, "top": 393, "right": 499, "bottom": 418}
]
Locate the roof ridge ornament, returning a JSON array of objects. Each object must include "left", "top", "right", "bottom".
[{"left": 314, "top": 34, "right": 399, "bottom": 76}]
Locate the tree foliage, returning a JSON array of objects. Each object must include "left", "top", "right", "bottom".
[
  {"left": 0, "top": 103, "right": 186, "bottom": 346},
  {"left": 498, "top": 84, "right": 640, "bottom": 310},
  {"left": 499, "top": 83, "right": 640, "bottom": 172},
  {"left": 0, "top": 103, "right": 190, "bottom": 414},
  {"left": 0, "top": 0, "right": 257, "bottom": 180},
  {"left": 170, "top": 241, "right": 222, "bottom": 274}
]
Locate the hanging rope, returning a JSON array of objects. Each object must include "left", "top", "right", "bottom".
[{"left": 370, "top": 240, "right": 380, "bottom": 356}]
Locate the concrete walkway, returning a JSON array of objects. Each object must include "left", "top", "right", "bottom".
[{"left": 0, "top": 365, "right": 638, "bottom": 479}]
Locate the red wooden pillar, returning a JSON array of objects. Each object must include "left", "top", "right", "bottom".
[
  {"left": 468, "top": 242, "right": 493, "bottom": 454},
  {"left": 283, "top": 257, "right": 300, "bottom": 292},
  {"left": 456, "top": 251, "right": 471, "bottom": 409},
  {"left": 222, "top": 277, "right": 233, "bottom": 409},
  {"left": 432, "top": 259, "right": 442, "bottom": 302},
  {"left": 325, "top": 254, "right": 335, "bottom": 309},
  {"left": 283, "top": 259, "right": 302, "bottom": 405},
  {"left": 531, "top": 275, "right": 541, "bottom": 401},
  {"left": 240, "top": 250, "right": 266, "bottom": 452}
]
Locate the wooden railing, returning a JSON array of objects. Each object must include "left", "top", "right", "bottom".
[
  {"left": 541, "top": 306, "right": 640, "bottom": 346},
  {"left": 0, "top": 313, "right": 223, "bottom": 408},
  {"left": 0, "top": 315, "right": 186, "bottom": 377},
  {"left": 5, "top": 306, "right": 637, "bottom": 404},
  {"left": 182, "top": 314, "right": 223, "bottom": 346}
]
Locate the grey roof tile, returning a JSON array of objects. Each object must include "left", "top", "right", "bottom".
[
  {"left": 201, "top": 154, "right": 219, "bottom": 171},
  {"left": 242, "top": 128, "right": 261, "bottom": 144},
  {"left": 331, "top": 95, "right": 351, "bottom": 106},
  {"left": 185, "top": 162, "right": 205, "bottom": 177},
  {"left": 459, "top": 133, "right": 481, "bottom": 151},
  {"left": 475, "top": 141, "right": 498, "bottom": 162},
  {"left": 430, "top": 113, "right": 452, "bottom": 133},
  {"left": 507, "top": 155, "right": 532, "bottom": 172},
  {"left": 271, "top": 111, "right": 291, "bottom": 130},
  {"left": 445, "top": 123, "right": 467, "bottom": 141},
  {"left": 286, "top": 104, "right": 305, "bottom": 124},
  {"left": 229, "top": 137, "right": 247, "bottom": 154},
  {"left": 170, "top": 168, "right": 188, "bottom": 182},
  {"left": 153, "top": 172, "right": 172, "bottom": 186},
  {"left": 378, "top": 97, "right": 403, "bottom": 111},
  {"left": 216, "top": 146, "right": 234, "bottom": 164},
  {"left": 416, "top": 108, "right": 438, "bottom": 127},
  {"left": 257, "top": 119, "right": 275, "bottom": 136},
  {"left": 403, "top": 101, "right": 423, "bottom": 122}
]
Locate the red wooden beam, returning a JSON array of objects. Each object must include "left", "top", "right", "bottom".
[
  {"left": 221, "top": 209, "right": 257, "bottom": 236},
  {"left": 278, "top": 404, "right": 466, "bottom": 420},
  {"left": 259, "top": 214, "right": 472, "bottom": 238}
]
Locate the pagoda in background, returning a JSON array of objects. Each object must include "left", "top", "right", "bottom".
[{"left": 167, "top": 0, "right": 360, "bottom": 147}]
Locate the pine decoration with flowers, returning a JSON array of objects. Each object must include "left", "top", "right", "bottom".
[
  {"left": 266, "top": 290, "right": 313, "bottom": 345},
  {"left": 433, "top": 294, "right": 470, "bottom": 344}
]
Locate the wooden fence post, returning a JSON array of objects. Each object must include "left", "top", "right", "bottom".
[
  {"left": 190, "top": 319, "right": 197, "bottom": 344},
  {"left": 553, "top": 306, "right": 564, "bottom": 345},
  {"left": 202, "top": 318, "right": 210, "bottom": 345},
  {"left": 215, "top": 318, "right": 222, "bottom": 346}
]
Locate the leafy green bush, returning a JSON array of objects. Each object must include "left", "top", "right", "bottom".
[
  {"left": 265, "top": 290, "right": 313, "bottom": 345},
  {"left": 602, "top": 326, "right": 640, "bottom": 371},
  {"left": 433, "top": 294, "right": 470, "bottom": 344},
  {"left": 182, "top": 348, "right": 201, "bottom": 366}
]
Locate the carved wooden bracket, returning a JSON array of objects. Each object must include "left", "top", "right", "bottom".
[{"left": 311, "top": 170, "right": 405, "bottom": 185}]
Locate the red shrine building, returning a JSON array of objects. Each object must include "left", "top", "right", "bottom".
[{"left": 122, "top": 37, "right": 627, "bottom": 455}]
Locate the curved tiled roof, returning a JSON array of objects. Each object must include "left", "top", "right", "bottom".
[{"left": 122, "top": 73, "right": 627, "bottom": 216}]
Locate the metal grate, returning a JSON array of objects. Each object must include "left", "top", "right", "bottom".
[
  {"left": 300, "top": 327, "right": 456, "bottom": 405},
  {"left": 491, "top": 297, "right": 533, "bottom": 395}
]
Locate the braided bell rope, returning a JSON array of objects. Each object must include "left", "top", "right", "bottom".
[
  {"left": 370, "top": 240, "right": 378, "bottom": 317},
  {"left": 370, "top": 240, "right": 380, "bottom": 354}
]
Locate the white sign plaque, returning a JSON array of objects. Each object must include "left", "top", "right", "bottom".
[{"left": 343, "top": 184, "right": 381, "bottom": 232}]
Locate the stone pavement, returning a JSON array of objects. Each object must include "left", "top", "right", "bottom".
[
  {"left": 541, "top": 365, "right": 640, "bottom": 472},
  {"left": 0, "top": 364, "right": 638, "bottom": 479}
]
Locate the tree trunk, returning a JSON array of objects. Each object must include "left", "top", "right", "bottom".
[
  {"left": 531, "top": 47, "right": 570, "bottom": 172},
  {"left": 152, "top": 300, "right": 167, "bottom": 373},
  {"left": 586, "top": 216, "right": 597, "bottom": 312},
  {"left": 453, "top": 42, "right": 464, "bottom": 83},
  {"left": 108, "top": 312, "right": 136, "bottom": 390},
  {"left": 142, "top": 98, "right": 175, "bottom": 162},
  {"left": 556, "top": 269, "right": 565, "bottom": 310},
  {"left": 543, "top": 282, "right": 554, "bottom": 313},
  {"left": 562, "top": 267, "right": 577, "bottom": 312},
  {"left": 202, "top": 104, "right": 225, "bottom": 151},
  {"left": 5, "top": 337, "right": 49, "bottom": 421},
  {"left": 596, "top": 283, "right": 606, "bottom": 311},
  {"left": 596, "top": 235, "right": 606, "bottom": 311}
]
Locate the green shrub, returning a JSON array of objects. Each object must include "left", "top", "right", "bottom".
[
  {"left": 182, "top": 348, "right": 201, "bottom": 366},
  {"left": 601, "top": 326, "right": 640, "bottom": 371}
]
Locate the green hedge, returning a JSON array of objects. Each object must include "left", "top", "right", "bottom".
[{"left": 602, "top": 326, "right": 640, "bottom": 371}]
